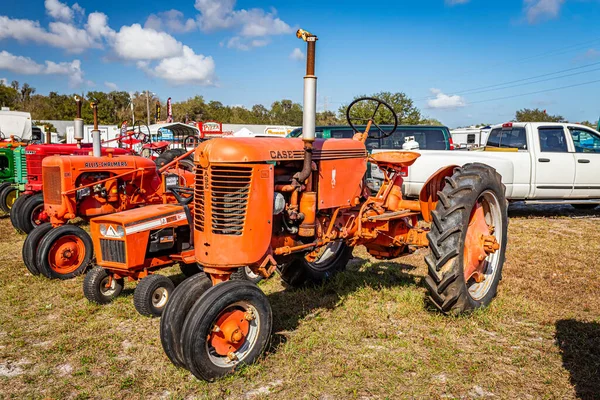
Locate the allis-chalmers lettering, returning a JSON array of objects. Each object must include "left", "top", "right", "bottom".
[
  {"left": 270, "top": 150, "right": 295, "bottom": 159},
  {"left": 84, "top": 161, "right": 129, "bottom": 168}
]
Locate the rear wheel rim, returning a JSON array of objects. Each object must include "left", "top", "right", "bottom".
[
  {"left": 207, "top": 301, "right": 260, "bottom": 368},
  {"left": 48, "top": 234, "right": 86, "bottom": 274},
  {"left": 463, "top": 190, "right": 503, "bottom": 301}
]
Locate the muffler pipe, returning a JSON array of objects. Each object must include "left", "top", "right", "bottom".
[
  {"left": 91, "top": 101, "right": 101, "bottom": 157},
  {"left": 74, "top": 96, "right": 84, "bottom": 148},
  {"left": 293, "top": 29, "right": 318, "bottom": 188}
]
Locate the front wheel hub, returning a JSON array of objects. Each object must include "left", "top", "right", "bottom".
[
  {"left": 464, "top": 203, "right": 499, "bottom": 283},
  {"left": 210, "top": 310, "right": 249, "bottom": 356}
]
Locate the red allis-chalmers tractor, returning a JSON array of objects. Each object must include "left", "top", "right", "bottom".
[
  {"left": 156, "top": 29, "right": 508, "bottom": 381},
  {"left": 10, "top": 98, "right": 134, "bottom": 234},
  {"left": 22, "top": 104, "right": 195, "bottom": 281}
]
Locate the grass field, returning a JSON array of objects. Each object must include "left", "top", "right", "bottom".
[{"left": 1, "top": 204, "right": 599, "bottom": 399}]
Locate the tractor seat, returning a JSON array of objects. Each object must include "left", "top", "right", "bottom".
[
  {"left": 120, "top": 138, "right": 142, "bottom": 145},
  {"left": 369, "top": 151, "right": 421, "bottom": 169},
  {"left": 142, "top": 141, "right": 170, "bottom": 151}
]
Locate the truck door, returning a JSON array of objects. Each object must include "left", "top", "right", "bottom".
[
  {"left": 567, "top": 126, "right": 600, "bottom": 198},
  {"left": 533, "top": 126, "right": 575, "bottom": 199}
]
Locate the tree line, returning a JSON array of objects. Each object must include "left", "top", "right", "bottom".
[{"left": 0, "top": 80, "right": 442, "bottom": 127}]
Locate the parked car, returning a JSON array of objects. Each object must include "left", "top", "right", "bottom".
[
  {"left": 289, "top": 125, "right": 454, "bottom": 191},
  {"left": 394, "top": 122, "right": 600, "bottom": 208}
]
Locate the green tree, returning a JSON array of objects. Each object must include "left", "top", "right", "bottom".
[
  {"left": 339, "top": 92, "right": 422, "bottom": 126},
  {"left": 270, "top": 100, "right": 303, "bottom": 125},
  {"left": 419, "top": 117, "right": 444, "bottom": 126},
  {"left": 0, "top": 83, "right": 19, "bottom": 108},
  {"left": 515, "top": 108, "right": 565, "bottom": 123},
  {"left": 316, "top": 110, "right": 341, "bottom": 125}
]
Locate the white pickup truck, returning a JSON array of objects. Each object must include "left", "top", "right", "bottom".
[{"left": 376, "top": 122, "right": 600, "bottom": 208}]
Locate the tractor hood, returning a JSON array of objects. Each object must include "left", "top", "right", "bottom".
[{"left": 195, "top": 137, "right": 367, "bottom": 167}]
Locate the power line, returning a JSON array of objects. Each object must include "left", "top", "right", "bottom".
[{"left": 468, "top": 78, "right": 600, "bottom": 105}]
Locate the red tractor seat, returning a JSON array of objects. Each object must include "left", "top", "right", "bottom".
[{"left": 142, "top": 141, "right": 170, "bottom": 151}]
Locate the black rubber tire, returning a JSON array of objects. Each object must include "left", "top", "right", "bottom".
[
  {"left": 133, "top": 274, "right": 175, "bottom": 317},
  {"left": 9, "top": 192, "right": 31, "bottom": 233},
  {"left": 22, "top": 222, "right": 53, "bottom": 275},
  {"left": 154, "top": 149, "right": 180, "bottom": 168},
  {"left": 0, "top": 184, "right": 17, "bottom": 213},
  {"left": 179, "top": 262, "right": 200, "bottom": 277},
  {"left": 571, "top": 204, "right": 598, "bottom": 210},
  {"left": 277, "top": 241, "right": 352, "bottom": 287},
  {"left": 83, "top": 266, "right": 124, "bottom": 304},
  {"left": 36, "top": 225, "right": 93, "bottom": 280},
  {"left": 231, "top": 266, "right": 263, "bottom": 284},
  {"left": 0, "top": 182, "right": 10, "bottom": 194},
  {"left": 19, "top": 193, "right": 45, "bottom": 234},
  {"left": 181, "top": 280, "right": 272, "bottom": 381},
  {"left": 424, "top": 163, "right": 508, "bottom": 315},
  {"left": 160, "top": 273, "right": 213, "bottom": 369}
]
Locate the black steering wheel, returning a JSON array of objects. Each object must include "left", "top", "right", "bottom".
[
  {"left": 184, "top": 135, "right": 201, "bottom": 151},
  {"left": 346, "top": 97, "right": 398, "bottom": 139},
  {"left": 132, "top": 120, "right": 150, "bottom": 143}
]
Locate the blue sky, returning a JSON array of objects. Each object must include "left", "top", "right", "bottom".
[{"left": 1, "top": 0, "right": 599, "bottom": 127}]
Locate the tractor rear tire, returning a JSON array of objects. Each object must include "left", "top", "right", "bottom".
[
  {"left": 36, "top": 225, "right": 93, "bottom": 279},
  {"left": 10, "top": 192, "right": 31, "bottom": 233},
  {"left": 0, "top": 185, "right": 17, "bottom": 213},
  {"left": 179, "top": 262, "right": 200, "bottom": 277},
  {"left": 133, "top": 274, "right": 175, "bottom": 317},
  {"left": 231, "top": 266, "right": 264, "bottom": 284},
  {"left": 278, "top": 241, "right": 352, "bottom": 287},
  {"left": 181, "top": 280, "right": 272, "bottom": 381},
  {"left": 83, "top": 267, "right": 124, "bottom": 304},
  {"left": 22, "top": 222, "right": 53, "bottom": 275},
  {"left": 571, "top": 204, "right": 598, "bottom": 210},
  {"left": 154, "top": 149, "right": 181, "bottom": 168},
  {"left": 424, "top": 163, "right": 507, "bottom": 315},
  {"left": 19, "top": 193, "right": 46, "bottom": 234},
  {"left": 160, "top": 273, "right": 213, "bottom": 369}
]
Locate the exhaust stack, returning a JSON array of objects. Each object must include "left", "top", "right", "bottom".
[
  {"left": 91, "top": 101, "right": 101, "bottom": 157},
  {"left": 74, "top": 96, "right": 84, "bottom": 148},
  {"left": 292, "top": 29, "right": 318, "bottom": 189}
]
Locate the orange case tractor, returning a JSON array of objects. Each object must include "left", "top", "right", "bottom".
[
  {"left": 22, "top": 102, "right": 195, "bottom": 281},
  {"left": 154, "top": 29, "right": 509, "bottom": 382}
]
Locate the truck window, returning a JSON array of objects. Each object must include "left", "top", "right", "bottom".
[
  {"left": 487, "top": 128, "right": 527, "bottom": 150},
  {"left": 467, "top": 134, "right": 476, "bottom": 144},
  {"left": 538, "top": 128, "right": 568, "bottom": 153},
  {"left": 381, "top": 128, "right": 447, "bottom": 150},
  {"left": 568, "top": 128, "right": 600, "bottom": 153}
]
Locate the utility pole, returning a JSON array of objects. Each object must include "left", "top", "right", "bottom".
[{"left": 146, "top": 90, "right": 150, "bottom": 126}]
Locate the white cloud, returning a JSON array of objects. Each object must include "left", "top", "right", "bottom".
[
  {"left": 524, "top": 0, "right": 565, "bottom": 24},
  {"left": 0, "top": 51, "right": 85, "bottom": 87},
  {"left": 445, "top": 0, "right": 470, "bottom": 5},
  {"left": 104, "top": 81, "right": 118, "bottom": 90},
  {"left": 195, "top": 0, "right": 292, "bottom": 43},
  {"left": 143, "top": 45, "right": 216, "bottom": 86},
  {"left": 427, "top": 88, "right": 466, "bottom": 109},
  {"left": 145, "top": 10, "right": 197, "bottom": 34},
  {"left": 45, "top": 0, "right": 74, "bottom": 22},
  {"left": 112, "top": 24, "right": 183, "bottom": 60},
  {"left": 226, "top": 36, "right": 269, "bottom": 51},
  {"left": 289, "top": 47, "right": 304, "bottom": 61},
  {"left": 86, "top": 12, "right": 115, "bottom": 40}
]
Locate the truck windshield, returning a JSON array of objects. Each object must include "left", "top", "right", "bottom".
[{"left": 487, "top": 128, "right": 527, "bottom": 150}]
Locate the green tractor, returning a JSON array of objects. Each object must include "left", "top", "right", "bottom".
[{"left": 0, "top": 144, "right": 27, "bottom": 214}]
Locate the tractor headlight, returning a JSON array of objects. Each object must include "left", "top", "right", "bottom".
[
  {"left": 99, "top": 224, "right": 125, "bottom": 238},
  {"left": 273, "top": 192, "right": 285, "bottom": 215}
]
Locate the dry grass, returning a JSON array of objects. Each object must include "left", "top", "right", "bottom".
[{"left": 0, "top": 204, "right": 599, "bottom": 399}]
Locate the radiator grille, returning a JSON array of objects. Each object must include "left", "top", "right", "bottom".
[
  {"left": 42, "top": 166, "right": 62, "bottom": 205},
  {"left": 211, "top": 166, "right": 252, "bottom": 236},
  {"left": 100, "top": 239, "right": 126, "bottom": 264},
  {"left": 193, "top": 168, "right": 205, "bottom": 231}
]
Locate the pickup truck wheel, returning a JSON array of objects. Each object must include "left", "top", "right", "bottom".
[
  {"left": 571, "top": 204, "right": 598, "bottom": 210},
  {"left": 278, "top": 241, "right": 352, "bottom": 287},
  {"left": 424, "top": 163, "right": 508, "bottom": 314}
]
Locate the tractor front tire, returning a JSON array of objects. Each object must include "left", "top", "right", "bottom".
[
  {"left": 181, "top": 280, "right": 272, "bottom": 381},
  {"left": 10, "top": 192, "right": 31, "bottom": 233},
  {"left": 278, "top": 241, "right": 352, "bottom": 287},
  {"left": 424, "top": 163, "right": 508, "bottom": 314},
  {"left": 36, "top": 225, "right": 93, "bottom": 279},
  {"left": 19, "top": 193, "right": 46, "bottom": 234},
  {"left": 160, "top": 273, "right": 213, "bottom": 369},
  {"left": 0, "top": 185, "right": 17, "bottom": 213},
  {"left": 83, "top": 267, "right": 124, "bottom": 304},
  {"left": 22, "top": 222, "right": 53, "bottom": 275},
  {"left": 133, "top": 274, "right": 175, "bottom": 317}
]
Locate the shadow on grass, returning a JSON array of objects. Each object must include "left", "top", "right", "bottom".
[
  {"left": 508, "top": 203, "right": 600, "bottom": 219},
  {"left": 267, "top": 257, "right": 422, "bottom": 350},
  {"left": 555, "top": 319, "right": 600, "bottom": 400}
]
